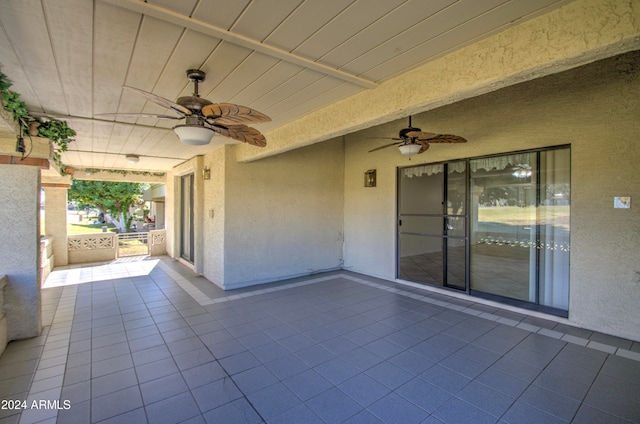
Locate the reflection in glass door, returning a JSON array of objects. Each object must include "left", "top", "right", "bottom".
[
  {"left": 469, "top": 148, "right": 570, "bottom": 313},
  {"left": 180, "top": 173, "right": 195, "bottom": 263},
  {"left": 398, "top": 162, "right": 467, "bottom": 290}
]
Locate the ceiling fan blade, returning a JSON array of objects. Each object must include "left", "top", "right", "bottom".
[
  {"left": 423, "top": 134, "right": 468, "bottom": 143},
  {"left": 202, "top": 103, "right": 271, "bottom": 125},
  {"left": 367, "top": 137, "right": 402, "bottom": 141},
  {"left": 368, "top": 141, "right": 402, "bottom": 152},
  {"left": 94, "top": 113, "right": 183, "bottom": 120},
  {"left": 418, "top": 142, "right": 430, "bottom": 154},
  {"left": 404, "top": 131, "right": 438, "bottom": 140},
  {"left": 123, "top": 86, "right": 191, "bottom": 116},
  {"left": 210, "top": 124, "right": 267, "bottom": 147}
]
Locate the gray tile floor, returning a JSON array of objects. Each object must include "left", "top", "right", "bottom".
[{"left": 1, "top": 257, "right": 640, "bottom": 423}]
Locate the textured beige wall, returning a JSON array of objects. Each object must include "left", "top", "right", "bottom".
[
  {"left": 201, "top": 147, "right": 227, "bottom": 287},
  {"left": 343, "top": 51, "right": 640, "bottom": 340},
  {"left": 0, "top": 165, "right": 42, "bottom": 340},
  {"left": 217, "top": 139, "right": 345, "bottom": 289},
  {"left": 43, "top": 186, "right": 69, "bottom": 266},
  {"left": 171, "top": 140, "right": 346, "bottom": 290},
  {"left": 0, "top": 276, "right": 7, "bottom": 356}
]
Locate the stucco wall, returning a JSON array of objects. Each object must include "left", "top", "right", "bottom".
[
  {"left": 343, "top": 51, "right": 640, "bottom": 340},
  {"left": 219, "top": 139, "right": 345, "bottom": 289},
  {"left": 0, "top": 165, "right": 42, "bottom": 341},
  {"left": 43, "top": 186, "right": 69, "bottom": 266},
  {"left": 201, "top": 147, "right": 227, "bottom": 287}
]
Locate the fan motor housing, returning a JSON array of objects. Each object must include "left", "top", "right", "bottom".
[
  {"left": 399, "top": 127, "right": 421, "bottom": 139},
  {"left": 176, "top": 96, "right": 212, "bottom": 112}
]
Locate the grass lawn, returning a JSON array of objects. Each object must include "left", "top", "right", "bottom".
[
  {"left": 68, "top": 222, "right": 117, "bottom": 234},
  {"left": 66, "top": 210, "right": 117, "bottom": 234},
  {"left": 478, "top": 205, "right": 570, "bottom": 228}
]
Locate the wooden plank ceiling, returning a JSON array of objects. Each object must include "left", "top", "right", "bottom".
[{"left": 0, "top": 0, "right": 573, "bottom": 172}]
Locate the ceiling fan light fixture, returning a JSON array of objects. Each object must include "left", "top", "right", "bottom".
[
  {"left": 174, "top": 124, "right": 215, "bottom": 145},
  {"left": 125, "top": 154, "right": 140, "bottom": 163},
  {"left": 398, "top": 143, "right": 421, "bottom": 156}
]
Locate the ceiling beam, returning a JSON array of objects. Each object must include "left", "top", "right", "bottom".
[
  {"left": 33, "top": 113, "right": 171, "bottom": 131},
  {"left": 0, "top": 155, "right": 50, "bottom": 169},
  {"left": 100, "top": 0, "right": 377, "bottom": 89},
  {"left": 71, "top": 150, "right": 187, "bottom": 161}
]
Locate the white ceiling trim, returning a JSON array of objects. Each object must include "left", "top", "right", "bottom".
[{"left": 100, "top": 0, "right": 378, "bottom": 89}]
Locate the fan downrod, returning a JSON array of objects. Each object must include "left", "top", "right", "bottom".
[{"left": 181, "top": 69, "right": 209, "bottom": 107}]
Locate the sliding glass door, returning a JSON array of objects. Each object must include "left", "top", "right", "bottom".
[{"left": 398, "top": 147, "right": 570, "bottom": 315}]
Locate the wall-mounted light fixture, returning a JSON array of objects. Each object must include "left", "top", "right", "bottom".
[
  {"left": 125, "top": 154, "right": 140, "bottom": 163},
  {"left": 202, "top": 166, "right": 211, "bottom": 180},
  {"left": 15, "top": 125, "right": 25, "bottom": 154},
  {"left": 364, "top": 169, "right": 376, "bottom": 187}
]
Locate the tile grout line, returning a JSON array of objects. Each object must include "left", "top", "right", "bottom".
[
  {"left": 156, "top": 262, "right": 215, "bottom": 306},
  {"left": 18, "top": 284, "right": 78, "bottom": 424},
  {"left": 168, "top": 268, "right": 640, "bottom": 364},
  {"left": 339, "top": 274, "right": 640, "bottom": 363}
]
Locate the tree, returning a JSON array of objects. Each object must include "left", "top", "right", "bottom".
[{"left": 68, "top": 180, "right": 146, "bottom": 232}]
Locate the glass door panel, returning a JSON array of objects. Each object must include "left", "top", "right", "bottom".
[
  {"left": 399, "top": 234, "right": 444, "bottom": 284},
  {"left": 398, "top": 164, "right": 444, "bottom": 285},
  {"left": 469, "top": 149, "right": 570, "bottom": 313},
  {"left": 470, "top": 153, "right": 536, "bottom": 301},
  {"left": 398, "top": 162, "right": 467, "bottom": 290},
  {"left": 445, "top": 163, "right": 467, "bottom": 289},
  {"left": 180, "top": 173, "right": 195, "bottom": 263},
  {"left": 537, "top": 148, "right": 570, "bottom": 310},
  {"left": 401, "top": 215, "right": 446, "bottom": 235}
]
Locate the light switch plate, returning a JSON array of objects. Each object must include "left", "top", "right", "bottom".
[{"left": 614, "top": 197, "right": 631, "bottom": 209}]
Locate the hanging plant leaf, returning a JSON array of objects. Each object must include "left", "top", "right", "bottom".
[{"left": 0, "top": 70, "right": 77, "bottom": 175}]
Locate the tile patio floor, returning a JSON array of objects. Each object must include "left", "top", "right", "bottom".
[{"left": 1, "top": 256, "right": 639, "bottom": 423}]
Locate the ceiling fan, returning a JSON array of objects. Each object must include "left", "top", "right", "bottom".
[
  {"left": 368, "top": 116, "right": 466, "bottom": 156},
  {"left": 97, "top": 69, "right": 270, "bottom": 146}
]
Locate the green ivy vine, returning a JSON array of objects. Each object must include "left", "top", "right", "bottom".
[
  {"left": 84, "top": 168, "right": 165, "bottom": 178},
  {"left": 0, "top": 70, "right": 76, "bottom": 173}
]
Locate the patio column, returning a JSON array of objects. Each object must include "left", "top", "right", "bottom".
[
  {"left": 0, "top": 163, "right": 43, "bottom": 341},
  {"left": 43, "top": 182, "right": 70, "bottom": 266}
]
